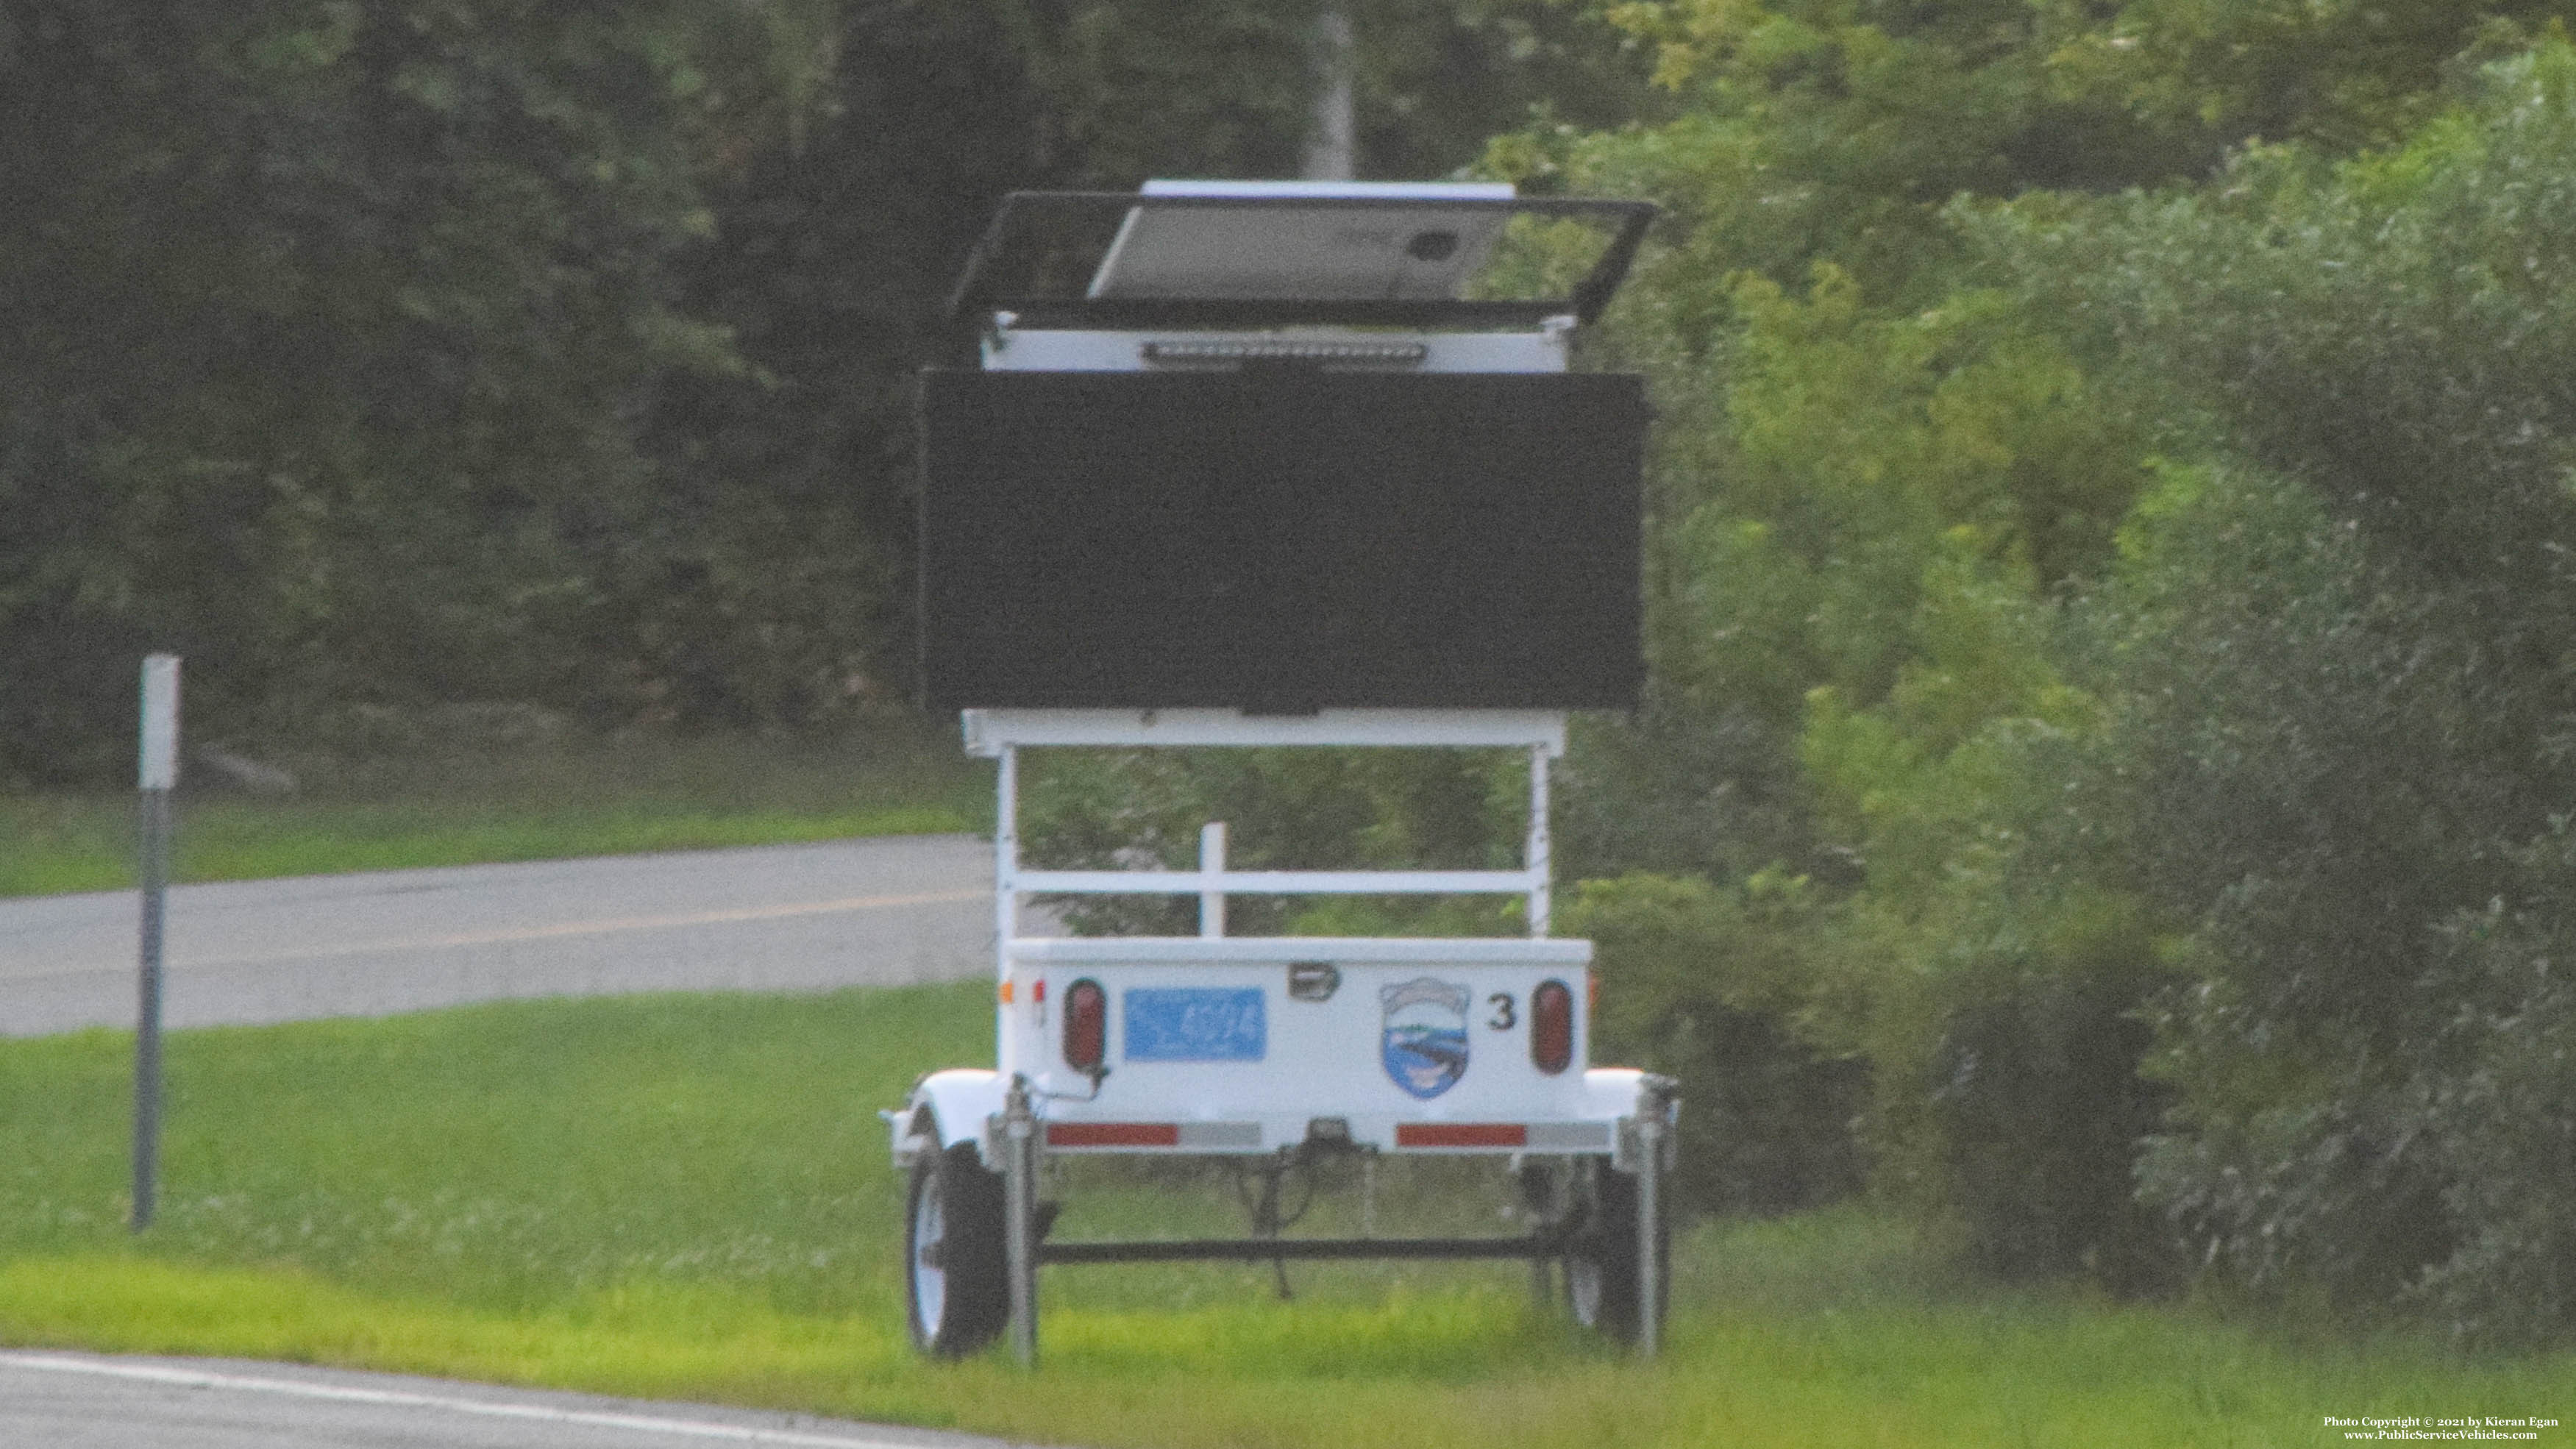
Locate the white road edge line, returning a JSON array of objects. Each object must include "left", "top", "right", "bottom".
[{"left": 0, "top": 1351, "right": 944, "bottom": 1448}]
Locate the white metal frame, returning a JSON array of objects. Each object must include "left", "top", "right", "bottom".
[{"left": 969, "top": 707, "right": 1562, "bottom": 944}]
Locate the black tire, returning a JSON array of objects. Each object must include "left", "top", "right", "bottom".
[
  {"left": 905, "top": 1141, "right": 1008, "bottom": 1357},
  {"left": 1566, "top": 1158, "right": 1669, "bottom": 1343}
]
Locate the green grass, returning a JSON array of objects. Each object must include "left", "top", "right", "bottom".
[
  {"left": 1, "top": 983, "right": 2570, "bottom": 1447},
  {"left": 0, "top": 727, "right": 989, "bottom": 897}
]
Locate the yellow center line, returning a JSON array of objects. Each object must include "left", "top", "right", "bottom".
[{"left": 149, "top": 888, "right": 989, "bottom": 972}]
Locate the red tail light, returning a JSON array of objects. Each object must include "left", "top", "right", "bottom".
[
  {"left": 1531, "top": 978, "right": 1573, "bottom": 1075},
  {"left": 1064, "top": 978, "right": 1107, "bottom": 1072}
]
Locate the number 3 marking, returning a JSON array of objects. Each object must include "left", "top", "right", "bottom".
[{"left": 1487, "top": 993, "right": 1516, "bottom": 1030}]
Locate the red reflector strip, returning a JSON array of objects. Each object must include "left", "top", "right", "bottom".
[
  {"left": 1046, "top": 1122, "right": 1181, "bottom": 1147},
  {"left": 1395, "top": 1122, "right": 1527, "bottom": 1148}
]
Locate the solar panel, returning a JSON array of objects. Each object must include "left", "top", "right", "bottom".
[
  {"left": 1087, "top": 180, "right": 1516, "bottom": 303},
  {"left": 946, "top": 190, "right": 1656, "bottom": 328}
]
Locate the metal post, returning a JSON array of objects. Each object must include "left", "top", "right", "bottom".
[
  {"left": 1301, "top": 8, "right": 1355, "bottom": 182},
  {"left": 995, "top": 746, "right": 1018, "bottom": 1069},
  {"left": 995, "top": 745, "right": 1020, "bottom": 952},
  {"left": 133, "top": 654, "right": 179, "bottom": 1232},
  {"left": 1634, "top": 1081, "right": 1669, "bottom": 1357},
  {"left": 1199, "top": 821, "right": 1226, "bottom": 939},
  {"left": 1527, "top": 743, "right": 1551, "bottom": 937},
  {"left": 1003, "top": 1074, "right": 1039, "bottom": 1366},
  {"left": 1520, "top": 1160, "right": 1555, "bottom": 1309}
]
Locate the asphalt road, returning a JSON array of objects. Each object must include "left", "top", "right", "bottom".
[
  {"left": 0, "top": 835, "right": 1063, "bottom": 1445},
  {"left": 0, "top": 1350, "right": 1046, "bottom": 1449},
  {"left": 0, "top": 835, "right": 1008, "bottom": 1037}
]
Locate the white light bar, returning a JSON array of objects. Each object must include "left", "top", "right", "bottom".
[
  {"left": 1006, "top": 936, "right": 1590, "bottom": 964},
  {"left": 1014, "top": 869, "right": 1540, "bottom": 896},
  {"left": 1139, "top": 179, "right": 1515, "bottom": 201},
  {"left": 985, "top": 327, "right": 1567, "bottom": 374},
  {"left": 962, "top": 708, "right": 1567, "bottom": 755},
  {"left": 1140, "top": 338, "right": 1428, "bottom": 367}
]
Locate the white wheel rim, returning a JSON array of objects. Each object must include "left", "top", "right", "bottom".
[{"left": 911, "top": 1169, "right": 947, "bottom": 1336}]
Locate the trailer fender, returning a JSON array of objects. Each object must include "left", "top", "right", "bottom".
[
  {"left": 890, "top": 1068, "right": 1008, "bottom": 1172},
  {"left": 1581, "top": 1067, "right": 1679, "bottom": 1174}
]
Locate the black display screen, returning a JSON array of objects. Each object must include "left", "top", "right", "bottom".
[{"left": 918, "top": 369, "right": 1644, "bottom": 712}]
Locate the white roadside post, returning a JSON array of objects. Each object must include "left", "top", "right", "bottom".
[
  {"left": 132, "top": 654, "right": 179, "bottom": 1232},
  {"left": 1526, "top": 743, "right": 1551, "bottom": 937},
  {"left": 1635, "top": 1076, "right": 1674, "bottom": 1356},
  {"left": 1198, "top": 821, "right": 1226, "bottom": 939}
]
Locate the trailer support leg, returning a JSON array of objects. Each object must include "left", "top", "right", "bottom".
[
  {"left": 1517, "top": 1159, "right": 1556, "bottom": 1311},
  {"left": 1003, "top": 1075, "right": 1039, "bottom": 1367},
  {"left": 1635, "top": 1082, "right": 1671, "bottom": 1358}
]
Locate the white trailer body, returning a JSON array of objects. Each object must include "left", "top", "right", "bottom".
[
  {"left": 901, "top": 936, "right": 1655, "bottom": 1171},
  {"left": 1004, "top": 936, "right": 1613, "bottom": 1158},
  {"left": 893, "top": 180, "right": 1673, "bottom": 1365}
]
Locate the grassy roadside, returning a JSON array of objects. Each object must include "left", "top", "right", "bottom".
[
  {"left": 0, "top": 726, "right": 989, "bottom": 897},
  {"left": 1, "top": 983, "right": 2566, "bottom": 1448}
]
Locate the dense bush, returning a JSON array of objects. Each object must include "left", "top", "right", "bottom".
[
  {"left": 1996, "top": 51, "right": 2576, "bottom": 1334},
  {"left": 1923, "top": 948, "right": 2180, "bottom": 1294},
  {"left": 1518, "top": 7, "right": 2576, "bottom": 1332},
  {"left": 1565, "top": 872, "right": 1865, "bottom": 1217},
  {"left": 2096, "top": 460, "right": 2576, "bottom": 1336}
]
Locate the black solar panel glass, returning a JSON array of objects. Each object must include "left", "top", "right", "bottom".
[{"left": 918, "top": 370, "right": 1643, "bottom": 711}]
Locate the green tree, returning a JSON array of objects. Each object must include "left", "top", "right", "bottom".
[
  {"left": 2044, "top": 0, "right": 2576, "bottom": 154},
  {"left": 1985, "top": 46, "right": 2576, "bottom": 1333},
  {"left": 1503, "top": 0, "right": 2576, "bottom": 1282},
  {"left": 638, "top": 0, "right": 1053, "bottom": 725},
  {"left": 0, "top": 0, "right": 816, "bottom": 777},
  {"left": 0, "top": 0, "right": 1654, "bottom": 780},
  {"left": 999, "top": 0, "right": 1654, "bottom": 185}
]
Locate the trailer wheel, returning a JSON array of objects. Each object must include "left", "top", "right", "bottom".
[
  {"left": 905, "top": 1142, "right": 1008, "bottom": 1356},
  {"left": 1566, "top": 1158, "right": 1668, "bottom": 1343}
]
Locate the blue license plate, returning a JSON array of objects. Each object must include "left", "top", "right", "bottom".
[{"left": 1122, "top": 988, "right": 1266, "bottom": 1062}]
